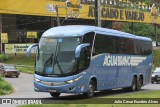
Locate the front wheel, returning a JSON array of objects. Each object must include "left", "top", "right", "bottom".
[
  {"left": 50, "top": 92, "right": 61, "bottom": 98},
  {"left": 83, "top": 80, "right": 95, "bottom": 98}
]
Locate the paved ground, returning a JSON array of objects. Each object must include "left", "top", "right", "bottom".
[
  {"left": 0, "top": 73, "right": 50, "bottom": 98},
  {"left": 0, "top": 73, "right": 160, "bottom": 107}
]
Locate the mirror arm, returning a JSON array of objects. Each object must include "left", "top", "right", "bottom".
[
  {"left": 26, "top": 44, "right": 38, "bottom": 57},
  {"left": 75, "top": 43, "right": 90, "bottom": 58}
]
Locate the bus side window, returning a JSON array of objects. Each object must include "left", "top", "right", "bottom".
[
  {"left": 83, "top": 32, "right": 95, "bottom": 57},
  {"left": 125, "top": 39, "right": 134, "bottom": 54},
  {"left": 117, "top": 38, "right": 125, "bottom": 54},
  {"left": 93, "top": 34, "right": 117, "bottom": 55}
]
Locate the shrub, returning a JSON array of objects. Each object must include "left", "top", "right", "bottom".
[
  {"left": 0, "top": 54, "right": 8, "bottom": 62},
  {"left": 0, "top": 76, "right": 3, "bottom": 81},
  {"left": 0, "top": 76, "right": 13, "bottom": 95}
]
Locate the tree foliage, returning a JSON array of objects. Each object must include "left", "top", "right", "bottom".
[
  {"left": 123, "top": 0, "right": 160, "bottom": 40},
  {"left": 145, "top": 0, "right": 153, "bottom": 4},
  {"left": 124, "top": 22, "right": 160, "bottom": 41}
]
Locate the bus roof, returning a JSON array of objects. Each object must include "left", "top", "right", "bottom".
[{"left": 42, "top": 25, "right": 152, "bottom": 41}]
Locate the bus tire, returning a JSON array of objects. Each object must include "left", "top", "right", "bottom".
[
  {"left": 129, "top": 77, "right": 136, "bottom": 92},
  {"left": 50, "top": 92, "right": 61, "bottom": 98},
  {"left": 136, "top": 77, "right": 143, "bottom": 91},
  {"left": 83, "top": 80, "right": 95, "bottom": 98}
]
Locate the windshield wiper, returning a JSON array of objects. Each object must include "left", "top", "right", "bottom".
[
  {"left": 42, "top": 53, "right": 53, "bottom": 74},
  {"left": 54, "top": 42, "right": 64, "bottom": 75},
  {"left": 55, "top": 57, "right": 64, "bottom": 75}
]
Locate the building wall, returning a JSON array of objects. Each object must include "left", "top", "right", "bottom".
[
  {"left": 0, "top": 15, "right": 2, "bottom": 35},
  {"left": 0, "top": 14, "right": 55, "bottom": 46},
  {"left": 0, "top": 0, "right": 158, "bottom": 24},
  {"left": 0, "top": 15, "right": 2, "bottom": 52},
  {"left": 2, "top": 14, "right": 17, "bottom": 43},
  {"left": 0, "top": 0, "right": 66, "bottom": 17}
]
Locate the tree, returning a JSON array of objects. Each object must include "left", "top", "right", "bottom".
[{"left": 124, "top": 22, "right": 160, "bottom": 41}]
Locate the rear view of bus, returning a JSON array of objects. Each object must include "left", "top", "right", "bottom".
[{"left": 27, "top": 25, "right": 152, "bottom": 98}]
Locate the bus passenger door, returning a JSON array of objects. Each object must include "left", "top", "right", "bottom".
[
  {"left": 77, "top": 46, "right": 90, "bottom": 72},
  {"left": 92, "top": 34, "right": 118, "bottom": 90}
]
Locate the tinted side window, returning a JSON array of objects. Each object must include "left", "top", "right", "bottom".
[
  {"left": 93, "top": 34, "right": 117, "bottom": 56},
  {"left": 117, "top": 38, "right": 134, "bottom": 54},
  {"left": 83, "top": 32, "right": 95, "bottom": 57},
  {"left": 117, "top": 38, "right": 125, "bottom": 54},
  {"left": 142, "top": 41, "right": 152, "bottom": 55},
  {"left": 91, "top": 33, "right": 152, "bottom": 56},
  {"left": 134, "top": 40, "right": 152, "bottom": 55},
  {"left": 134, "top": 40, "right": 140, "bottom": 55},
  {"left": 83, "top": 32, "right": 95, "bottom": 45},
  {"left": 125, "top": 39, "right": 134, "bottom": 54}
]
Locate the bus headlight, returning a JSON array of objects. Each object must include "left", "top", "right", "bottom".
[
  {"left": 34, "top": 78, "right": 41, "bottom": 82},
  {"left": 152, "top": 74, "right": 155, "bottom": 77},
  {"left": 66, "top": 76, "right": 82, "bottom": 84}
]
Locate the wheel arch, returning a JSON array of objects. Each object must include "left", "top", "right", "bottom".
[
  {"left": 89, "top": 76, "right": 97, "bottom": 91},
  {"left": 139, "top": 74, "right": 144, "bottom": 85},
  {"left": 133, "top": 74, "right": 138, "bottom": 80}
]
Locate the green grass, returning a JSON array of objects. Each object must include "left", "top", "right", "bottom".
[
  {"left": 1, "top": 53, "right": 35, "bottom": 74},
  {"left": 0, "top": 76, "right": 13, "bottom": 95},
  {"left": 17, "top": 91, "right": 160, "bottom": 107},
  {"left": 102, "top": 90, "right": 160, "bottom": 98},
  {"left": 153, "top": 49, "right": 160, "bottom": 69},
  {"left": 17, "top": 67, "right": 34, "bottom": 74},
  {"left": 3, "top": 53, "right": 35, "bottom": 66}
]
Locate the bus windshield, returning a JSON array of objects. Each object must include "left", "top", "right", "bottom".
[{"left": 35, "top": 37, "right": 81, "bottom": 76}]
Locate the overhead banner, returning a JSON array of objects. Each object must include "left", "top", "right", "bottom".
[
  {"left": 66, "top": 0, "right": 82, "bottom": 18},
  {"left": 46, "top": 4, "right": 57, "bottom": 13},
  {"left": 0, "top": 0, "right": 160, "bottom": 24},
  {"left": 5, "top": 44, "right": 37, "bottom": 53},
  {"left": 1, "top": 33, "right": 8, "bottom": 43}
]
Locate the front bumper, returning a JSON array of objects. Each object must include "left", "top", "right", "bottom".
[
  {"left": 34, "top": 81, "right": 87, "bottom": 93},
  {"left": 152, "top": 76, "right": 160, "bottom": 82}
]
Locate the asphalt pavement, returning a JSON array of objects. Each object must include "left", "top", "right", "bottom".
[
  {"left": 0, "top": 73, "right": 160, "bottom": 107},
  {"left": 1, "top": 73, "right": 160, "bottom": 98},
  {"left": 0, "top": 73, "right": 50, "bottom": 98}
]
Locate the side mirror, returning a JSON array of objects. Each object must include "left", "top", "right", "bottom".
[
  {"left": 75, "top": 43, "right": 90, "bottom": 59},
  {"left": 26, "top": 44, "right": 38, "bottom": 57}
]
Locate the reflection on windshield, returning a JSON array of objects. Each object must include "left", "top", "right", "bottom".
[{"left": 35, "top": 37, "right": 80, "bottom": 76}]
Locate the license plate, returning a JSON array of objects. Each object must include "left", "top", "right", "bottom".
[{"left": 48, "top": 90, "right": 56, "bottom": 92}]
